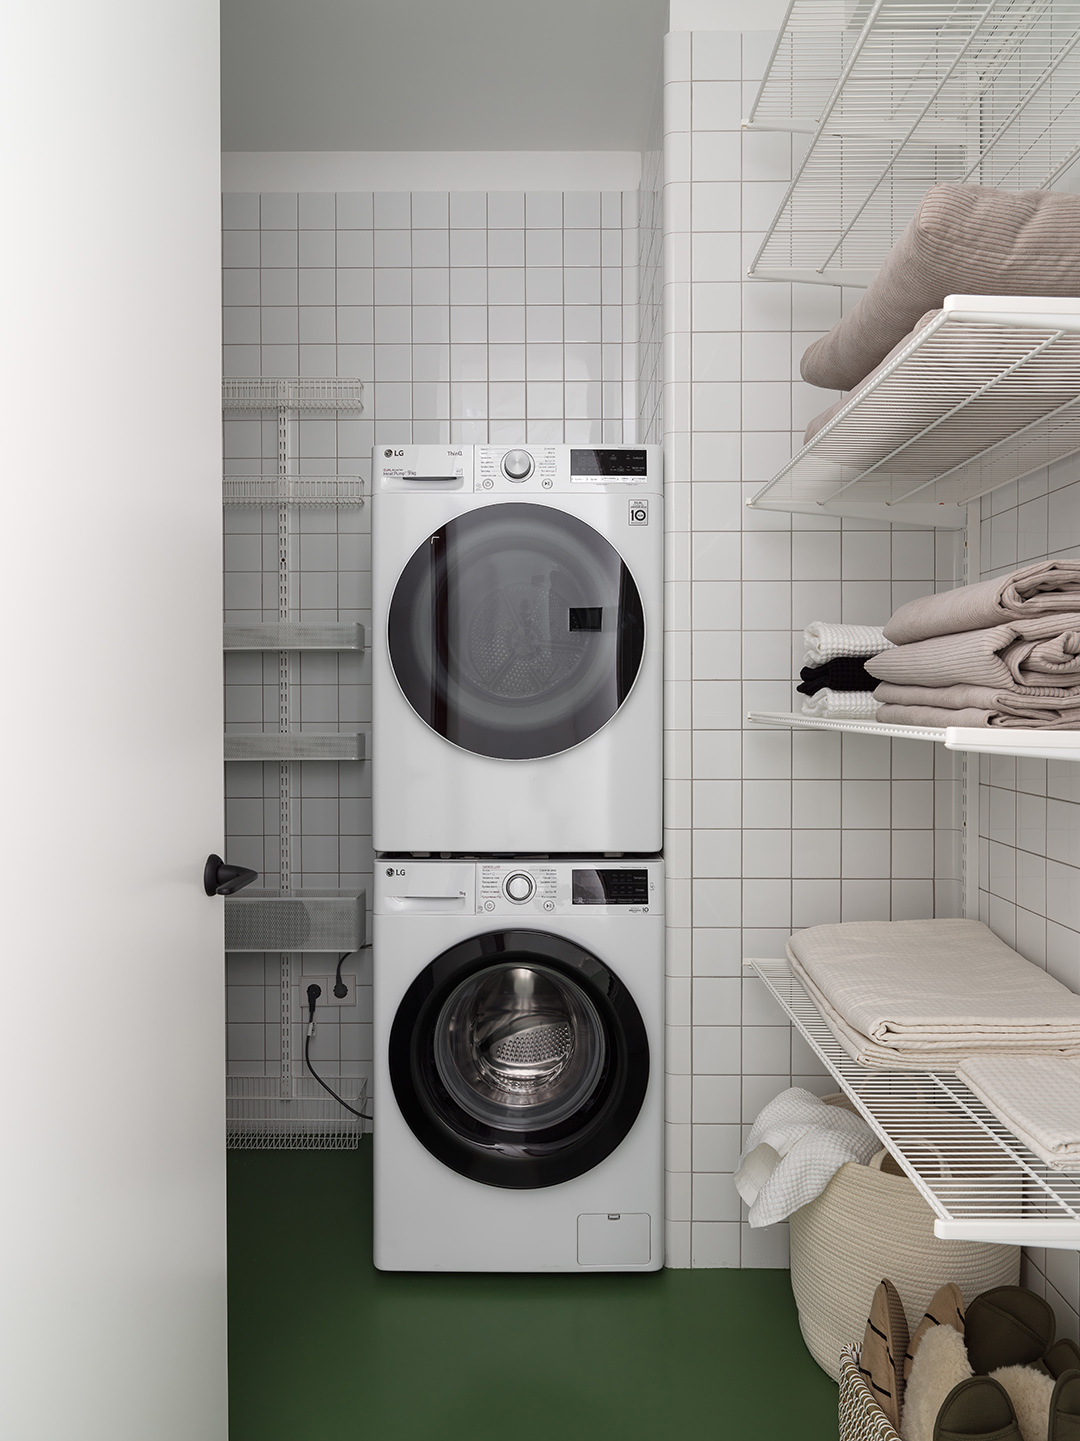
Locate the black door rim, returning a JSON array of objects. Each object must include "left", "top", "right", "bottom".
[{"left": 388, "top": 929, "right": 651, "bottom": 1190}]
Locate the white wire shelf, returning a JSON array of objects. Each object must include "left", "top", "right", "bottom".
[
  {"left": 747, "top": 957, "right": 1080, "bottom": 1247},
  {"left": 749, "top": 711, "right": 1080, "bottom": 762},
  {"left": 223, "top": 733, "right": 365, "bottom": 763},
  {"left": 223, "top": 622, "right": 365, "bottom": 652},
  {"left": 747, "top": 296, "right": 1080, "bottom": 527},
  {"left": 221, "top": 378, "right": 363, "bottom": 410},
  {"left": 226, "top": 1075, "right": 368, "bottom": 1150},
  {"left": 746, "top": 0, "right": 1080, "bottom": 284},
  {"left": 224, "top": 890, "right": 367, "bottom": 953},
  {"left": 222, "top": 475, "right": 365, "bottom": 507}
]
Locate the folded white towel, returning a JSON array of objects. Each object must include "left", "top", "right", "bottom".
[
  {"left": 735, "top": 1087, "right": 880, "bottom": 1226},
  {"left": 801, "top": 688, "right": 879, "bottom": 720},
  {"left": 803, "top": 621, "right": 894, "bottom": 665},
  {"left": 787, "top": 919, "right": 1080, "bottom": 1062},
  {"left": 956, "top": 1054, "right": 1080, "bottom": 1170}
]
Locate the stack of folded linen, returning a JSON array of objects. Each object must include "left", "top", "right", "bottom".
[
  {"left": 864, "top": 561, "right": 1080, "bottom": 729},
  {"left": 786, "top": 918, "right": 1080, "bottom": 1069},
  {"left": 955, "top": 1054, "right": 1080, "bottom": 1170},
  {"left": 798, "top": 621, "right": 893, "bottom": 719}
]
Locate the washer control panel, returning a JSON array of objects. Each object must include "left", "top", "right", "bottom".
[
  {"left": 474, "top": 445, "right": 661, "bottom": 494},
  {"left": 474, "top": 862, "right": 661, "bottom": 916}
]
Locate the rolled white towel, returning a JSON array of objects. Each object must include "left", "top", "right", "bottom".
[
  {"left": 803, "top": 620, "right": 894, "bottom": 665},
  {"left": 801, "top": 688, "right": 879, "bottom": 720}
]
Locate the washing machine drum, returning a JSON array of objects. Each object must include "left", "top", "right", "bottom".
[
  {"left": 388, "top": 930, "right": 650, "bottom": 1189},
  {"left": 386, "top": 503, "right": 646, "bottom": 760}
]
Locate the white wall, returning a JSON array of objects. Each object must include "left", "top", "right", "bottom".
[{"left": 0, "top": 3, "right": 227, "bottom": 1437}]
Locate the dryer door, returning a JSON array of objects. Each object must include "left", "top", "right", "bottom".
[
  {"left": 388, "top": 929, "right": 650, "bottom": 1189},
  {"left": 386, "top": 502, "right": 645, "bottom": 760}
]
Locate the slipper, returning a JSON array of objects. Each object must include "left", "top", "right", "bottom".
[
  {"left": 965, "top": 1287, "right": 1055, "bottom": 1376},
  {"left": 934, "top": 1375, "right": 1022, "bottom": 1441},
  {"left": 1050, "top": 1368, "right": 1080, "bottom": 1441},
  {"left": 860, "top": 1278, "right": 909, "bottom": 1430},
  {"left": 1041, "top": 1341, "right": 1080, "bottom": 1382},
  {"left": 906, "top": 1282, "right": 967, "bottom": 1382}
]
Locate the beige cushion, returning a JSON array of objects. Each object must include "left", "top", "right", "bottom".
[{"left": 801, "top": 184, "right": 1080, "bottom": 393}]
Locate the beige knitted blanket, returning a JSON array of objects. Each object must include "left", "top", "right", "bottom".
[
  {"left": 866, "top": 613, "right": 1080, "bottom": 690},
  {"left": 872, "top": 681, "right": 1080, "bottom": 729},
  {"left": 787, "top": 920, "right": 1080, "bottom": 1067},
  {"left": 883, "top": 562, "right": 1080, "bottom": 645}
]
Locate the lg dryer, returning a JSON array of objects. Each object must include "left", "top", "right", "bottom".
[
  {"left": 373, "top": 858, "right": 664, "bottom": 1272},
  {"left": 371, "top": 444, "right": 662, "bottom": 854}
]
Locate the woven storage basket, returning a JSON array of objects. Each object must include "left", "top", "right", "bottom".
[
  {"left": 838, "top": 1343, "right": 901, "bottom": 1441},
  {"left": 789, "top": 1149, "right": 1019, "bottom": 1382}
]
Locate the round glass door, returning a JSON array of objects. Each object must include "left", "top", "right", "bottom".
[
  {"left": 386, "top": 503, "right": 645, "bottom": 760},
  {"left": 388, "top": 930, "right": 650, "bottom": 1189}
]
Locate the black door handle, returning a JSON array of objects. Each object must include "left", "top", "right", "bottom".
[{"left": 204, "top": 854, "right": 259, "bottom": 897}]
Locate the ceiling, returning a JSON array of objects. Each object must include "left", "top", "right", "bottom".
[{"left": 220, "top": 0, "right": 669, "bottom": 152}]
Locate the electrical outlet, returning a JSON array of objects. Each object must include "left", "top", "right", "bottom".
[{"left": 299, "top": 975, "right": 356, "bottom": 1008}]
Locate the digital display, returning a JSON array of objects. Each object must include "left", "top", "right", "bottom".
[
  {"left": 572, "top": 869, "right": 650, "bottom": 906},
  {"left": 570, "top": 449, "right": 648, "bottom": 478}
]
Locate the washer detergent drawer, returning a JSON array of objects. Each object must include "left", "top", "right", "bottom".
[{"left": 577, "top": 1213, "right": 651, "bottom": 1266}]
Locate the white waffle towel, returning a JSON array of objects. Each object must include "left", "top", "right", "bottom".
[
  {"left": 735, "top": 1087, "right": 880, "bottom": 1227},
  {"left": 803, "top": 621, "right": 894, "bottom": 665},
  {"left": 956, "top": 1054, "right": 1080, "bottom": 1169},
  {"left": 801, "top": 689, "right": 880, "bottom": 720}
]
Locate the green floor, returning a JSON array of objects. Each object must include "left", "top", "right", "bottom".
[{"left": 227, "top": 1142, "right": 838, "bottom": 1441}]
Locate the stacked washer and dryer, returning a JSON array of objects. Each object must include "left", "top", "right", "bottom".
[{"left": 371, "top": 443, "right": 665, "bottom": 1271}]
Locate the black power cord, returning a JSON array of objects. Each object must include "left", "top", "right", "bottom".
[
  {"left": 333, "top": 942, "right": 371, "bottom": 999},
  {"left": 304, "top": 980, "right": 373, "bottom": 1121}
]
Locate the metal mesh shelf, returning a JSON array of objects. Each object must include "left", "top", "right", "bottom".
[
  {"left": 747, "top": 296, "right": 1080, "bottom": 526},
  {"left": 223, "top": 733, "right": 365, "bottom": 763},
  {"left": 221, "top": 475, "right": 365, "bottom": 507},
  {"left": 226, "top": 1075, "right": 368, "bottom": 1150},
  {"left": 749, "top": 711, "right": 1080, "bottom": 761},
  {"left": 747, "top": 0, "right": 1080, "bottom": 284},
  {"left": 224, "top": 890, "right": 366, "bottom": 953},
  {"left": 223, "top": 622, "right": 365, "bottom": 652},
  {"left": 747, "top": 958, "right": 1080, "bottom": 1247},
  {"left": 221, "top": 378, "right": 363, "bottom": 410}
]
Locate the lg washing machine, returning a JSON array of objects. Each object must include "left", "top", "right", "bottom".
[
  {"left": 373, "top": 858, "right": 664, "bottom": 1272},
  {"left": 371, "top": 444, "right": 662, "bottom": 854}
]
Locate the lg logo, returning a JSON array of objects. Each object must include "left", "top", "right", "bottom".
[{"left": 384, "top": 448, "right": 404, "bottom": 458}]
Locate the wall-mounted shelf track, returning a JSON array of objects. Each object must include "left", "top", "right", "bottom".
[
  {"left": 226, "top": 1076, "right": 368, "bottom": 1150},
  {"left": 223, "top": 733, "right": 365, "bottom": 763},
  {"left": 748, "top": 710, "right": 1080, "bottom": 763},
  {"left": 223, "top": 622, "right": 365, "bottom": 652},
  {"left": 747, "top": 296, "right": 1080, "bottom": 527},
  {"left": 224, "top": 889, "right": 367, "bottom": 954},
  {"left": 221, "top": 378, "right": 363, "bottom": 410},
  {"left": 747, "top": 958, "right": 1080, "bottom": 1248},
  {"left": 746, "top": 0, "right": 1080, "bottom": 285}
]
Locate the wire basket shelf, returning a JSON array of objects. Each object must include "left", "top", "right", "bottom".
[
  {"left": 226, "top": 1075, "right": 368, "bottom": 1150},
  {"left": 747, "top": 0, "right": 1080, "bottom": 283},
  {"left": 747, "top": 957, "right": 1080, "bottom": 1247},
  {"left": 224, "top": 890, "right": 366, "bottom": 953},
  {"left": 223, "top": 622, "right": 365, "bottom": 652},
  {"left": 221, "top": 378, "right": 363, "bottom": 410},
  {"left": 223, "top": 732, "right": 365, "bottom": 763},
  {"left": 747, "top": 297, "right": 1080, "bottom": 524},
  {"left": 221, "top": 475, "right": 365, "bottom": 507}
]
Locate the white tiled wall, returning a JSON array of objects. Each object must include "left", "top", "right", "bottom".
[
  {"left": 977, "top": 460, "right": 1080, "bottom": 1342},
  {"left": 221, "top": 188, "right": 641, "bottom": 1094},
  {"left": 660, "top": 30, "right": 966, "bottom": 1268}
]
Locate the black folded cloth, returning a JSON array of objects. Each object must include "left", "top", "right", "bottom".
[{"left": 797, "top": 656, "right": 877, "bottom": 695}]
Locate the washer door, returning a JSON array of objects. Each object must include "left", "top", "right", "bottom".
[
  {"left": 386, "top": 502, "right": 645, "bottom": 760},
  {"left": 388, "top": 929, "right": 650, "bottom": 1189}
]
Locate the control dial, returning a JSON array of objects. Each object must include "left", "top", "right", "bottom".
[
  {"left": 503, "top": 871, "right": 536, "bottom": 903},
  {"left": 501, "top": 449, "right": 534, "bottom": 482}
]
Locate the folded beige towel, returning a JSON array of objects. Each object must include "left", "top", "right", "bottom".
[
  {"left": 787, "top": 919, "right": 1080, "bottom": 1058},
  {"left": 873, "top": 682, "right": 1080, "bottom": 730},
  {"left": 866, "top": 614, "right": 1080, "bottom": 690},
  {"left": 956, "top": 1055, "right": 1080, "bottom": 1169},
  {"left": 883, "top": 563, "right": 1080, "bottom": 645}
]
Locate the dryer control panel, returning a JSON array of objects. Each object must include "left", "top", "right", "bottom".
[{"left": 373, "top": 444, "right": 661, "bottom": 495}]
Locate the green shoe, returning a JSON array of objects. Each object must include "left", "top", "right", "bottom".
[
  {"left": 1050, "top": 1368, "right": 1080, "bottom": 1441},
  {"left": 965, "top": 1287, "right": 1056, "bottom": 1375},
  {"left": 934, "top": 1376, "right": 1022, "bottom": 1441}
]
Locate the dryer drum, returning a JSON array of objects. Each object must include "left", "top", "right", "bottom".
[
  {"left": 388, "top": 929, "right": 650, "bottom": 1189},
  {"left": 386, "top": 503, "right": 646, "bottom": 760}
]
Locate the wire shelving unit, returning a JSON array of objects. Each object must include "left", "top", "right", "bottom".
[
  {"left": 223, "top": 733, "right": 366, "bottom": 763},
  {"left": 746, "top": 0, "right": 1080, "bottom": 285},
  {"left": 747, "top": 958, "right": 1080, "bottom": 1247},
  {"left": 746, "top": 296, "right": 1080, "bottom": 526},
  {"left": 748, "top": 710, "right": 1080, "bottom": 761},
  {"left": 223, "top": 622, "right": 365, "bottom": 651},
  {"left": 223, "top": 890, "right": 367, "bottom": 954},
  {"left": 226, "top": 1076, "right": 368, "bottom": 1150}
]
